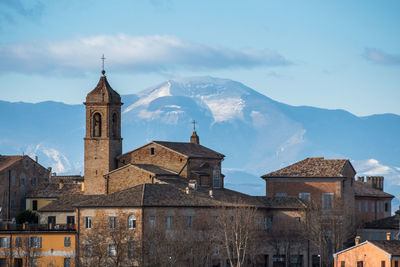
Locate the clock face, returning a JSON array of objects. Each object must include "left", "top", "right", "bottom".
[{"left": 23, "top": 158, "right": 30, "bottom": 170}]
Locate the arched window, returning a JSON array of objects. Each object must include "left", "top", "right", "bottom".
[
  {"left": 93, "top": 113, "right": 101, "bottom": 137},
  {"left": 112, "top": 113, "right": 118, "bottom": 138},
  {"left": 128, "top": 215, "right": 136, "bottom": 229}
]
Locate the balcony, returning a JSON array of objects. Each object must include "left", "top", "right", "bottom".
[{"left": 0, "top": 223, "right": 76, "bottom": 232}]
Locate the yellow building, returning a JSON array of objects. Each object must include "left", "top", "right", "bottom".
[{"left": 0, "top": 223, "right": 76, "bottom": 267}]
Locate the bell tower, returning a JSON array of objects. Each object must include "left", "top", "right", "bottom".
[{"left": 84, "top": 69, "right": 122, "bottom": 194}]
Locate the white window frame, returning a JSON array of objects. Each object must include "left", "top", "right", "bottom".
[
  {"left": 85, "top": 216, "right": 92, "bottom": 229},
  {"left": 128, "top": 215, "right": 136, "bottom": 229},
  {"left": 109, "top": 244, "right": 116, "bottom": 257}
]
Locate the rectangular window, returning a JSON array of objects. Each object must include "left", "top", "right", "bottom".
[
  {"left": 276, "top": 192, "right": 288, "bottom": 197},
  {"left": 10, "top": 199, "right": 15, "bottom": 210},
  {"left": 267, "top": 216, "right": 273, "bottom": 229},
  {"left": 84, "top": 245, "right": 92, "bottom": 257},
  {"left": 299, "top": 192, "right": 311, "bottom": 201},
  {"left": 395, "top": 261, "right": 399, "bottom": 267},
  {"left": 28, "top": 237, "right": 42, "bottom": 248},
  {"left": 341, "top": 261, "right": 345, "bottom": 267},
  {"left": 213, "top": 169, "right": 221, "bottom": 189},
  {"left": 385, "top": 203, "right": 389, "bottom": 212},
  {"left": 31, "top": 177, "right": 37, "bottom": 186},
  {"left": 64, "top": 258, "right": 71, "bottom": 267},
  {"left": 372, "top": 202, "right": 375, "bottom": 212},
  {"left": 322, "top": 193, "right": 334, "bottom": 210},
  {"left": 150, "top": 147, "right": 155, "bottom": 155},
  {"left": 64, "top": 237, "right": 71, "bottom": 248},
  {"left": 382, "top": 202, "right": 384, "bottom": 212},
  {"left": 128, "top": 241, "right": 135, "bottom": 258},
  {"left": 365, "top": 202, "right": 368, "bottom": 212},
  {"left": 358, "top": 202, "right": 361, "bottom": 212},
  {"left": 85, "top": 216, "right": 92, "bottom": 229},
  {"left": 167, "top": 216, "right": 173, "bottom": 229},
  {"left": 381, "top": 261, "right": 385, "bottom": 267},
  {"left": 30, "top": 259, "right": 37, "bottom": 267},
  {"left": 0, "top": 237, "right": 10, "bottom": 248},
  {"left": 20, "top": 177, "right": 25, "bottom": 187},
  {"left": 67, "top": 216, "right": 75, "bottom": 225},
  {"left": 149, "top": 216, "right": 156, "bottom": 228},
  {"left": 15, "top": 237, "right": 22, "bottom": 248},
  {"left": 109, "top": 216, "right": 116, "bottom": 229},
  {"left": 357, "top": 261, "right": 363, "bottom": 267},
  {"left": 32, "top": 200, "right": 38, "bottom": 211},
  {"left": 0, "top": 259, "right": 6, "bottom": 267},
  {"left": 186, "top": 216, "right": 193, "bottom": 228},
  {"left": 109, "top": 244, "right": 116, "bottom": 257}
]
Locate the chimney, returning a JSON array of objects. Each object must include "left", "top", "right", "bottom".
[
  {"left": 35, "top": 156, "right": 38, "bottom": 162},
  {"left": 387, "top": 232, "right": 391, "bottom": 240},
  {"left": 209, "top": 190, "right": 214, "bottom": 198},
  {"left": 355, "top": 236, "right": 360, "bottom": 245},
  {"left": 185, "top": 187, "right": 190, "bottom": 195},
  {"left": 190, "top": 131, "right": 199, "bottom": 144}
]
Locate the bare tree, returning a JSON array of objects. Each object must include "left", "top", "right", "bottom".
[
  {"left": 302, "top": 199, "right": 354, "bottom": 267},
  {"left": 80, "top": 216, "right": 140, "bottom": 267},
  {"left": 214, "top": 203, "right": 260, "bottom": 267}
]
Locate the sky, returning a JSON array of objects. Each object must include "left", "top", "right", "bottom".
[{"left": 0, "top": 0, "right": 399, "bottom": 116}]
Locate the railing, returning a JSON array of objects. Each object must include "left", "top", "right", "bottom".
[{"left": 0, "top": 223, "right": 77, "bottom": 232}]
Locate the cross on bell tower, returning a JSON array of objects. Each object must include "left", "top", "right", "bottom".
[{"left": 190, "top": 120, "right": 199, "bottom": 145}]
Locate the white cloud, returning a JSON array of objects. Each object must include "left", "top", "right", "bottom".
[
  {"left": 0, "top": 34, "right": 291, "bottom": 75},
  {"left": 363, "top": 47, "right": 400, "bottom": 66},
  {"left": 352, "top": 158, "right": 400, "bottom": 186},
  {"left": 25, "top": 143, "right": 71, "bottom": 173}
]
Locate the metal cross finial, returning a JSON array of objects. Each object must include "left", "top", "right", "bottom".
[
  {"left": 192, "top": 120, "right": 196, "bottom": 131},
  {"left": 101, "top": 54, "right": 106, "bottom": 71}
]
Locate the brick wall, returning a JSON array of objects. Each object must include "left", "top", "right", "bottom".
[{"left": 106, "top": 165, "right": 154, "bottom": 194}]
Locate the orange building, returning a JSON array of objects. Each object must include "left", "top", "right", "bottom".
[
  {"left": 0, "top": 223, "right": 76, "bottom": 267},
  {"left": 334, "top": 239, "right": 400, "bottom": 267}
]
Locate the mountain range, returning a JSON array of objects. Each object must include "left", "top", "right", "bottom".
[{"left": 1, "top": 76, "right": 399, "bottom": 207}]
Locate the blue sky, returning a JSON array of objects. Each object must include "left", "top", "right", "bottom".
[{"left": 0, "top": 0, "right": 399, "bottom": 116}]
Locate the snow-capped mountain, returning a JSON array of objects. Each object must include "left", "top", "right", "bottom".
[{"left": 1, "top": 76, "right": 399, "bottom": 205}]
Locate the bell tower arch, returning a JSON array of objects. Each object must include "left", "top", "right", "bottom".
[{"left": 84, "top": 70, "right": 123, "bottom": 194}]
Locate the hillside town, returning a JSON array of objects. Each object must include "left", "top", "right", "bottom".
[{"left": 0, "top": 70, "right": 398, "bottom": 267}]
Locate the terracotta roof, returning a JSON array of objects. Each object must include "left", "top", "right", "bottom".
[
  {"left": 39, "top": 195, "right": 97, "bottom": 212},
  {"left": 353, "top": 181, "right": 394, "bottom": 198},
  {"left": 49, "top": 175, "right": 84, "bottom": 183},
  {"left": 85, "top": 73, "right": 121, "bottom": 104},
  {"left": 363, "top": 215, "right": 400, "bottom": 230},
  {"left": 26, "top": 183, "right": 83, "bottom": 198},
  {"left": 75, "top": 183, "right": 264, "bottom": 208},
  {"left": 370, "top": 240, "right": 400, "bottom": 255},
  {"left": 153, "top": 141, "right": 225, "bottom": 159},
  {"left": 133, "top": 164, "right": 178, "bottom": 176},
  {"left": 0, "top": 155, "right": 23, "bottom": 172},
  {"left": 262, "top": 157, "right": 349, "bottom": 178}
]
